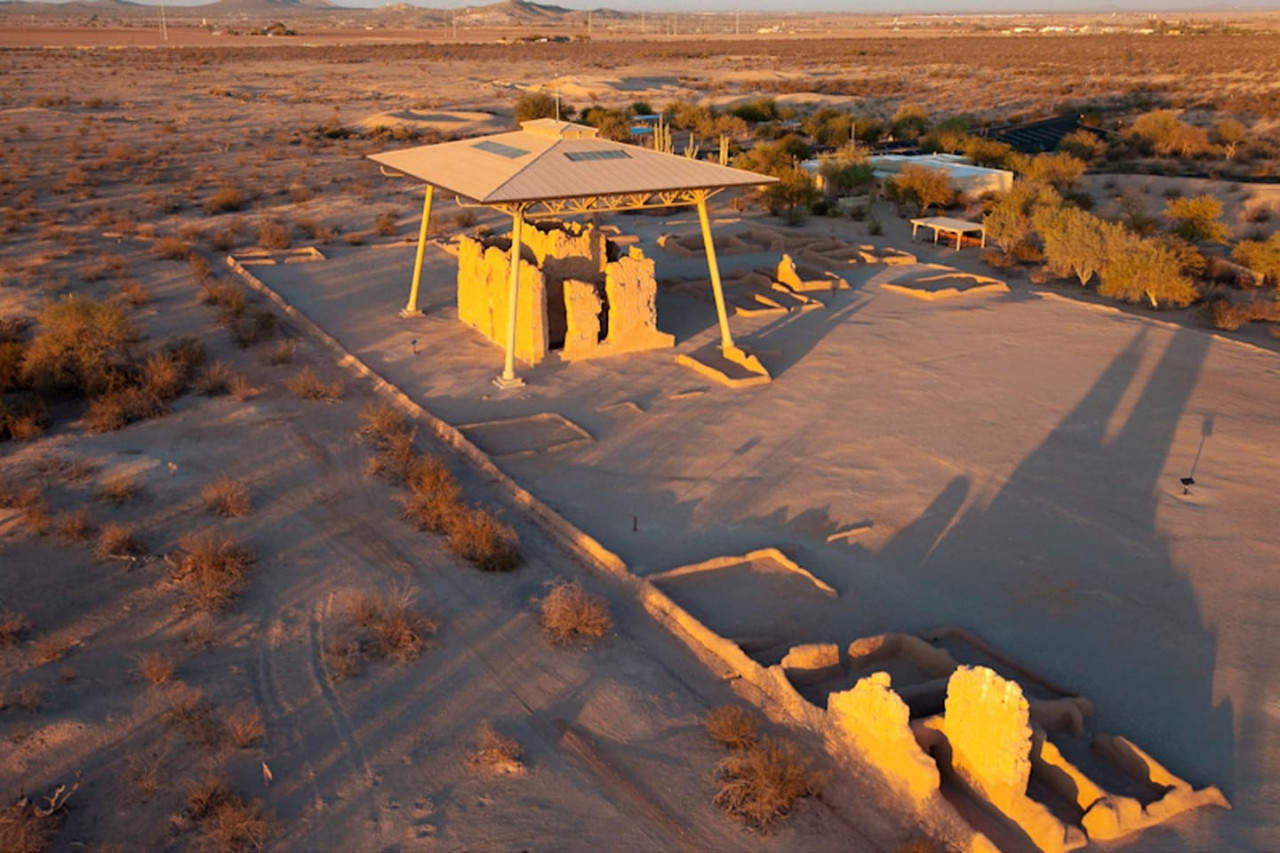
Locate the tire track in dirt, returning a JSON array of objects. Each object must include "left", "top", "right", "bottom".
[{"left": 308, "top": 591, "right": 375, "bottom": 786}]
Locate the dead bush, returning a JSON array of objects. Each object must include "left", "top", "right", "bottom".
[
  {"left": 351, "top": 586, "right": 436, "bottom": 663},
  {"left": 134, "top": 650, "right": 177, "bottom": 685},
  {"left": 0, "top": 798, "right": 53, "bottom": 853},
  {"left": 470, "top": 720, "right": 523, "bottom": 773},
  {"left": 97, "top": 472, "right": 140, "bottom": 505},
  {"left": 0, "top": 611, "right": 31, "bottom": 646},
  {"left": 357, "top": 400, "right": 411, "bottom": 448},
  {"left": 163, "top": 685, "right": 223, "bottom": 749},
  {"left": 538, "top": 580, "right": 611, "bottom": 645},
  {"left": 22, "top": 296, "right": 136, "bottom": 397},
  {"left": 713, "top": 736, "right": 824, "bottom": 831},
  {"left": 229, "top": 308, "right": 276, "bottom": 348},
  {"left": 204, "top": 186, "right": 244, "bottom": 215},
  {"left": 152, "top": 236, "right": 192, "bottom": 261},
  {"left": 126, "top": 751, "right": 166, "bottom": 802},
  {"left": 20, "top": 493, "right": 51, "bottom": 535},
  {"left": 287, "top": 367, "right": 342, "bottom": 402},
  {"left": 196, "top": 361, "right": 235, "bottom": 396},
  {"left": 4, "top": 684, "right": 43, "bottom": 713},
  {"left": 115, "top": 279, "right": 150, "bottom": 308},
  {"left": 321, "top": 638, "right": 361, "bottom": 682},
  {"left": 374, "top": 211, "right": 398, "bottom": 237},
  {"left": 268, "top": 339, "right": 296, "bottom": 365},
  {"left": 229, "top": 374, "right": 257, "bottom": 401},
  {"left": 167, "top": 336, "right": 207, "bottom": 375},
  {"left": 704, "top": 705, "right": 760, "bottom": 751},
  {"left": 257, "top": 220, "right": 291, "bottom": 250},
  {"left": 202, "top": 478, "right": 251, "bottom": 517},
  {"left": 55, "top": 508, "right": 94, "bottom": 542},
  {"left": 170, "top": 529, "right": 255, "bottom": 611},
  {"left": 185, "top": 778, "right": 270, "bottom": 853},
  {"left": 84, "top": 387, "right": 166, "bottom": 433},
  {"left": 95, "top": 523, "right": 141, "bottom": 560},
  {"left": 224, "top": 707, "right": 264, "bottom": 748},
  {"left": 445, "top": 506, "right": 521, "bottom": 572},
  {"left": 141, "top": 352, "right": 187, "bottom": 402}
]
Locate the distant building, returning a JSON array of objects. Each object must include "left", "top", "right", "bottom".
[{"left": 868, "top": 154, "right": 1013, "bottom": 196}]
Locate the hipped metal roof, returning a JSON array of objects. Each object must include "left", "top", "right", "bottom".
[{"left": 368, "top": 118, "right": 776, "bottom": 205}]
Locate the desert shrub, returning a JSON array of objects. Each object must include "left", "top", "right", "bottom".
[
  {"left": 152, "top": 237, "right": 192, "bottom": 261},
  {"left": 0, "top": 610, "right": 31, "bottom": 646},
  {"left": 1128, "top": 110, "right": 1211, "bottom": 159},
  {"left": 963, "top": 136, "right": 1014, "bottom": 169},
  {"left": 170, "top": 529, "right": 255, "bottom": 611},
  {"left": 1098, "top": 233, "right": 1199, "bottom": 308},
  {"left": 55, "top": 508, "right": 94, "bottom": 542},
  {"left": 97, "top": 472, "right": 140, "bottom": 505},
  {"left": 0, "top": 341, "right": 28, "bottom": 391},
  {"left": 133, "top": 650, "right": 177, "bottom": 685},
  {"left": 224, "top": 708, "right": 264, "bottom": 748},
  {"left": 358, "top": 400, "right": 411, "bottom": 447},
  {"left": 1057, "top": 129, "right": 1106, "bottom": 161},
  {"left": 229, "top": 308, "right": 276, "bottom": 348},
  {"left": 713, "top": 736, "right": 823, "bottom": 830},
  {"left": 1165, "top": 194, "right": 1229, "bottom": 244},
  {"left": 539, "top": 580, "right": 611, "bottom": 645},
  {"left": 4, "top": 398, "right": 48, "bottom": 442},
  {"left": 1033, "top": 206, "right": 1126, "bottom": 286},
  {"left": 343, "top": 231, "right": 365, "bottom": 246},
  {"left": 514, "top": 91, "right": 574, "bottom": 123},
  {"left": 196, "top": 361, "right": 235, "bottom": 396},
  {"left": 374, "top": 211, "right": 398, "bottom": 237},
  {"left": 0, "top": 797, "right": 54, "bottom": 853},
  {"left": 269, "top": 340, "right": 296, "bottom": 365},
  {"left": 229, "top": 374, "right": 257, "bottom": 401},
  {"left": 95, "top": 522, "right": 141, "bottom": 560},
  {"left": 817, "top": 146, "right": 875, "bottom": 196},
  {"left": 115, "top": 279, "right": 150, "bottom": 308},
  {"left": 84, "top": 386, "right": 166, "bottom": 432},
  {"left": 287, "top": 367, "right": 342, "bottom": 402},
  {"left": 470, "top": 720, "right": 523, "bottom": 773},
  {"left": 22, "top": 296, "right": 137, "bottom": 396},
  {"left": 445, "top": 506, "right": 521, "bottom": 572},
  {"left": 984, "top": 181, "right": 1062, "bottom": 255},
  {"left": 1009, "top": 151, "right": 1087, "bottom": 192},
  {"left": 1230, "top": 233, "right": 1280, "bottom": 285},
  {"left": 886, "top": 164, "right": 953, "bottom": 216},
  {"left": 141, "top": 352, "right": 187, "bottom": 402},
  {"left": 163, "top": 686, "right": 223, "bottom": 748},
  {"left": 1212, "top": 118, "right": 1248, "bottom": 160},
  {"left": 184, "top": 778, "right": 270, "bottom": 853},
  {"left": 704, "top": 705, "right": 760, "bottom": 750},
  {"left": 257, "top": 220, "right": 290, "bottom": 250},
  {"left": 351, "top": 586, "right": 436, "bottom": 663},
  {"left": 201, "top": 478, "right": 251, "bottom": 517},
  {"left": 204, "top": 186, "right": 244, "bottom": 215},
  {"left": 891, "top": 102, "right": 930, "bottom": 141}
]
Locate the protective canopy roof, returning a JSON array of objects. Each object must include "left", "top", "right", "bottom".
[{"left": 368, "top": 118, "right": 775, "bottom": 205}]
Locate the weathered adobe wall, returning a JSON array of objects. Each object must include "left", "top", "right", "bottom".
[
  {"left": 456, "top": 236, "right": 548, "bottom": 365},
  {"left": 458, "top": 224, "right": 672, "bottom": 365}
]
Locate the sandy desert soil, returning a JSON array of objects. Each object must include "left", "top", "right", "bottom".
[{"left": 1, "top": 29, "right": 1278, "bottom": 852}]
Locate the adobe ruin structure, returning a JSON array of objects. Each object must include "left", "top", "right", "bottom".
[{"left": 370, "top": 118, "right": 775, "bottom": 388}]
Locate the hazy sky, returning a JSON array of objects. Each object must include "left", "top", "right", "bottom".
[{"left": 31, "top": 0, "right": 1280, "bottom": 10}]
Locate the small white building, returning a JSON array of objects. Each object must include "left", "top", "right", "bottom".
[{"left": 870, "top": 154, "right": 1013, "bottom": 196}]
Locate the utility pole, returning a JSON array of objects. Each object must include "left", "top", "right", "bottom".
[
  {"left": 735, "top": 9, "right": 740, "bottom": 36},
  {"left": 158, "top": 0, "right": 168, "bottom": 42}
]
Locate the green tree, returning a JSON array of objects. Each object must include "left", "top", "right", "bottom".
[
  {"left": 579, "top": 106, "right": 632, "bottom": 142},
  {"left": 514, "top": 91, "right": 574, "bottom": 123},
  {"left": 1231, "top": 233, "right": 1280, "bottom": 286},
  {"left": 1128, "top": 110, "right": 1210, "bottom": 158},
  {"left": 963, "top": 136, "right": 1013, "bottom": 169},
  {"left": 1033, "top": 206, "right": 1124, "bottom": 286},
  {"left": 1098, "top": 235, "right": 1199, "bottom": 308},
  {"left": 922, "top": 116, "right": 970, "bottom": 154},
  {"left": 886, "top": 164, "right": 953, "bottom": 216},
  {"left": 735, "top": 135, "right": 812, "bottom": 177},
  {"left": 1057, "top": 129, "right": 1106, "bottom": 162},
  {"left": 983, "top": 181, "right": 1062, "bottom": 254},
  {"left": 817, "top": 145, "right": 874, "bottom": 196},
  {"left": 1010, "top": 151, "right": 1087, "bottom": 191},
  {"left": 852, "top": 117, "right": 886, "bottom": 146},
  {"left": 22, "top": 297, "right": 138, "bottom": 395},
  {"left": 1211, "top": 118, "right": 1247, "bottom": 159},
  {"left": 802, "top": 109, "right": 855, "bottom": 148},
  {"left": 1164, "top": 194, "right": 1230, "bottom": 244},
  {"left": 762, "top": 163, "right": 821, "bottom": 223},
  {"left": 891, "top": 103, "right": 930, "bottom": 141}
]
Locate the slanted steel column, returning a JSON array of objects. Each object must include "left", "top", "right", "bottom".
[
  {"left": 496, "top": 208, "right": 526, "bottom": 388},
  {"left": 695, "top": 191, "right": 734, "bottom": 351},
  {"left": 402, "top": 183, "right": 434, "bottom": 317}
]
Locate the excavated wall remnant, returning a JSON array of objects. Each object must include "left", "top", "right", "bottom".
[{"left": 456, "top": 222, "right": 672, "bottom": 365}]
